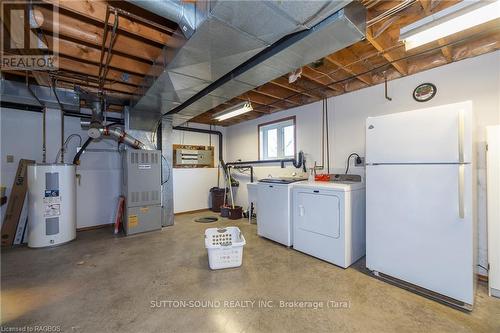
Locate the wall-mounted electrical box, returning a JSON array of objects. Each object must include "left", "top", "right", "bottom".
[{"left": 173, "top": 144, "right": 214, "bottom": 168}]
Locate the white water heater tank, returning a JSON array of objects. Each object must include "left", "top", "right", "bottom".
[{"left": 27, "top": 164, "right": 76, "bottom": 248}]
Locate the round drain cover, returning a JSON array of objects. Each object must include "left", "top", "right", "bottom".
[{"left": 194, "top": 217, "right": 218, "bottom": 223}]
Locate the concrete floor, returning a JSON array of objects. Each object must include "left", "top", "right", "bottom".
[{"left": 2, "top": 211, "right": 500, "bottom": 333}]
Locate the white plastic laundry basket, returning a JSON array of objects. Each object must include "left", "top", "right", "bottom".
[{"left": 205, "top": 227, "right": 246, "bottom": 270}]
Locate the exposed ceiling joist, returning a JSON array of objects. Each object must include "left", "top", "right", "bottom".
[
  {"left": 4, "top": 0, "right": 499, "bottom": 127},
  {"left": 366, "top": 29, "right": 408, "bottom": 75},
  {"left": 270, "top": 77, "right": 324, "bottom": 99},
  {"left": 34, "top": 5, "right": 163, "bottom": 62},
  {"left": 45, "top": 35, "right": 151, "bottom": 75},
  {"left": 325, "top": 49, "right": 373, "bottom": 85},
  {"left": 41, "top": 0, "right": 176, "bottom": 45},
  {"left": 57, "top": 57, "right": 144, "bottom": 86},
  {"left": 301, "top": 66, "right": 345, "bottom": 93}
]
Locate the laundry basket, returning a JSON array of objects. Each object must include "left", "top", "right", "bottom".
[{"left": 205, "top": 227, "right": 246, "bottom": 270}]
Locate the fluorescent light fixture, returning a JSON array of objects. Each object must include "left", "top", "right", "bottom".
[
  {"left": 213, "top": 101, "right": 253, "bottom": 121},
  {"left": 400, "top": 0, "right": 500, "bottom": 51}
]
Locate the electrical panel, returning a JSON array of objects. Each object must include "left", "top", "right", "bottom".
[{"left": 173, "top": 144, "right": 214, "bottom": 168}]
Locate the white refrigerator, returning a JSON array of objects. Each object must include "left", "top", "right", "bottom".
[{"left": 365, "top": 101, "right": 476, "bottom": 310}]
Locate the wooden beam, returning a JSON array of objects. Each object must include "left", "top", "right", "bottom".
[
  {"left": 236, "top": 93, "right": 278, "bottom": 113},
  {"left": 281, "top": 75, "right": 332, "bottom": 98},
  {"left": 325, "top": 48, "right": 373, "bottom": 85},
  {"left": 58, "top": 56, "right": 144, "bottom": 86},
  {"left": 270, "top": 76, "right": 324, "bottom": 99},
  {"left": 239, "top": 91, "right": 279, "bottom": 105},
  {"left": 5, "top": 70, "right": 134, "bottom": 95},
  {"left": 257, "top": 83, "right": 313, "bottom": 105},
  {"left": 251, "top": 87, "right": 299, "bottom": 104},
  {"left": 45, "top": 35, "right": 151, "bottom": 75},
  {"left": 366, "top": 28, "right": 408, "bottom": 75},
  {"left": 238, "top": 88, "right": 301, "bottom": 112},
  {"left": 301, "top": 66, "right": 344, "bottom": 92},
  {"left": 34, "top": 6, "right": 163, "bottom": 62},
  {"left": 42, "top": 0, "right": 177, "bottom": 45},
  {"left": 50, "top": 73, "right": 136, "bottom": 94}
]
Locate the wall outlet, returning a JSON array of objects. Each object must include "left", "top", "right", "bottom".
[
  {"left": 6, "top": 155, "right": 14, "bottom": 163},
  {"left": 355, "top": 157, "right": 365, "bottom": 166}
]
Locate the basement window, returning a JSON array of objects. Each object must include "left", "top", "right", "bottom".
[{"left": 258, "top": 116, "right": 296, "bottom": 160}]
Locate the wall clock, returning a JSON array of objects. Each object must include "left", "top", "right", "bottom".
[{"left": 413, "top": 83, "right": 437, "bottom": 102}]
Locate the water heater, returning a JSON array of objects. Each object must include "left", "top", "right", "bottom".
[{"left": 27, "top": 164, "right": 76, "bottom": 248}]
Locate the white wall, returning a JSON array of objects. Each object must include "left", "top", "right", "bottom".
[
  {"left": 226, "top": 51, "right": 500, "bottom": 274},
  {"left": 172, "top": 124, "right": 226, "bottom": 213},
  {"left": 0, "top": 107, "right": 122, "bottom": 229},
  {"left": 0, "top": 108, "right": 227, "bottom": 225}
]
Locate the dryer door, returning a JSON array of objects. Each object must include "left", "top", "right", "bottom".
[{"left": 296, "top": 190, "right": 341, "bottom": 239}]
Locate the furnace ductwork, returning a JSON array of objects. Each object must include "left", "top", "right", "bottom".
[{"left": 127, "top": 1, "right": 365, "bottom": 130}]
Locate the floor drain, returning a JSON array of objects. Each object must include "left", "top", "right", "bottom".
[{"left": 194, "top": 217, "right": 218, "bottom": 223}]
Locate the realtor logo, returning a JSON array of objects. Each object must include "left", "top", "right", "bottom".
[{"left": 1, "top": 1, "right": 59, "bottom": 70}]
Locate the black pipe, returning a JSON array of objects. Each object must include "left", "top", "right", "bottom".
[
  {"left": 227, "top": 158, "right": 294, "bottom": 166},
  {"left": 227, "top": 151, "right": 306, "bottom": 172},
  {"left": 73, "top": 137, "right": 92, "bottom": 165},
  {"left": 172, "top": 126, "right": 305, "bottom": 175},
  {"left": 173, "top": 126, "right": 223, "bottom": 163}
]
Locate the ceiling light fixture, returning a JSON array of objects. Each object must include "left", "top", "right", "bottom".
[
  {"left": 400, "top": 0, "right": 500, "bottom": 51},
  {"left": 213, "top": 101, "right": 253, "bottom": 121}
]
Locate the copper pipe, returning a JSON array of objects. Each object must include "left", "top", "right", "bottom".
[
  {"left": 25, "top": 73, "right": 47, "bottom": 163},
  {"left": 51, "top": 78, "right": 66, "bottom": 162},
  {"left": 100, "top": 11, "right": 119, "bottom": 91},
  {"left": 97, "top": 7, "right": 111, "bottom": 82}
]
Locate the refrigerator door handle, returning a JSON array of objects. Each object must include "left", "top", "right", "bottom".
[
  {"left": 458, "top": 109, "right": 465, "bottom": 163},
  {"left": 458, "top": 164, "right": 465, "bottom": 219}
]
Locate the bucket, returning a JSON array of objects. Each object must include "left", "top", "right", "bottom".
[
  {"left": 228, "top": 206, "right": 243, "bottom": 220},
  {"left": 209, "top": 187, "right": 226, "bottom": 212},
  {"left": 220, "top": 206, "right": 230, "bottom": 218}
]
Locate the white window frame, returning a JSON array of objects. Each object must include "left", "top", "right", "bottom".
[{"left": 259, "top": 117, "right": 295, "bottom": 160}]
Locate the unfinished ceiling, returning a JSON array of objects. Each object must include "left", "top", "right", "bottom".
[{"left": 2, "top": 0, "right": 499, "bottom": 125}]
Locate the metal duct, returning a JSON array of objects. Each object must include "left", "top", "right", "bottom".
[
  {"left": 126, "top": 0, "right": 197, "bottom": 38},
  {"left": 170, "top": 2, "right": 366, "bottom": 126},
  {"left": 1, "top": 79, "right": 80, "bottom": 111},
  {"left": 90, "top": 101, "right": 103, "bottom": 122},
  {"left": 128, "top": 0, "right": 354, "bottom": 130}
]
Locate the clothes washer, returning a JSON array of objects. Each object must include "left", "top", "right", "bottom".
[{"left": 256, "top": 177, "right": 306, "bottom": 246}]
